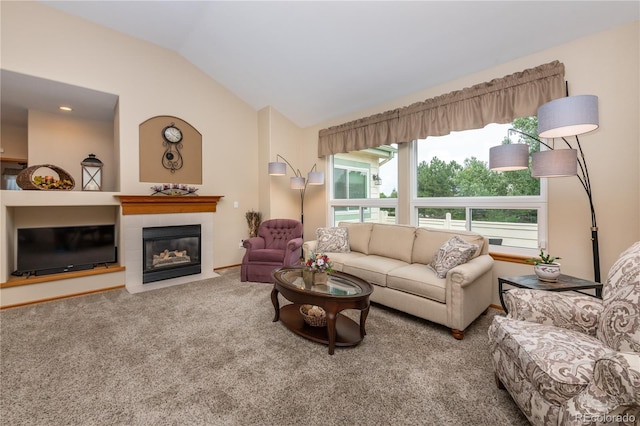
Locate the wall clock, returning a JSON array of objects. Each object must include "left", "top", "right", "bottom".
[{"left": 161, "top": 123, "right": 183, "bottom": 173}]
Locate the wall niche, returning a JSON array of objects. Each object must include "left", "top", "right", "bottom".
[
  {"left": 0, "top": 70, "right": 119, "bottom": 192},
  {"left": 139, "top": 116, "right": 203, "bottom": 185}
]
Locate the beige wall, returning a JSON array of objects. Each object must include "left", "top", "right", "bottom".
[
  {"left": 258, "top": 106, "right": 325, "bottom": 239},
  {"left": 0, "top": 123, "right": 28, "bottom": 159},
  {"left": 13, "top": 206, "right": 118, "bottom": 229},
  {"left": 28, "top": 110, "right": 116, "bottom": 191},
  {"left": 264, "top": 107, "right": 304, "bottom": 220},
  {"left": 1, "top": 1, "right": 259, "bottom": 268},
  {"left": 299, "top": 21, "right": 640, "bottom": 296}
]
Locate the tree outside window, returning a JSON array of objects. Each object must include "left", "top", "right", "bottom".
[
  {"left": 328, "top": 119, "right": 545, "bottom": 251},
  {"left": 415, "top": 117, "right": 544, "bottom": 249}
]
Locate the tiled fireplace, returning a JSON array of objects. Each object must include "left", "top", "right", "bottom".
[
  {"left": 117, "top": 196, "right": 222, "bottom": 294},
  {"left": 142, "top": 224, "right": 201, "bottom": 283}
]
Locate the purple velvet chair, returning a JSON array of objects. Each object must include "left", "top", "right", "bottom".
[{"left": 240, "top": 218, "right": 303, "bottom": 283}]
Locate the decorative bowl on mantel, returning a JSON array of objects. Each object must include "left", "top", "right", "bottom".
[
  {"left": 150, "top": 183, "right": 198, "bottom": 196},
  {"left": 16, "top": 164, "right": 75, "bottom": 190}
]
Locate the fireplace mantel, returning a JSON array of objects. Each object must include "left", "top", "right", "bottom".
[{"left": 116, "top": 195, "right": 223, "bottom": 215}]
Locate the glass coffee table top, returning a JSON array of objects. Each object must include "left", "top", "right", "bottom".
[
  {"left": 277, "top": 269, "right": 363, "bottom": 296},
  {"left": 271, "top": 267, "right": 373, "bottom": 354}
]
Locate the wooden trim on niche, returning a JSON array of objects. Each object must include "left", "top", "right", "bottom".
[
  {"left": 116, "top": 195, "right": 223, "bottom": 215},
  {"left": 0, "top": 156, "right": 28, "bottom": 163},
  {"left": 1, "top": 265, "right": 125, "bottom": 288}
]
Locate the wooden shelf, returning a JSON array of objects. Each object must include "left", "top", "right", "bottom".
[
  {"left": 116, "top": 195, "right": 223, "bottom": 215},
  {"left": 0, "top": 157, "right": 28, "bottom": 163},
  {"left": 1, "top": 265, "right": 125, "bottom": 289}
]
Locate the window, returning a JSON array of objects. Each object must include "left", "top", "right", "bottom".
[
  {"left": 333, "top": 167, "right": 368, "bottom": 199},
  {"left": 329, "top": 146, "right": 398, "bottom": 226},
  {"left": 333, "top": 206, "right": 397, "bottom": 225},
  {"left": 327, "top": 120, "right": 546, "bottom": 253},
  {"left": 412, "top": 118, "right": 545, "bottom": 251}
]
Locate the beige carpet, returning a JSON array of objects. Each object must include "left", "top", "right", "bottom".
[{"left": 0, "top": 267, "right": 528, "bottom": 425}]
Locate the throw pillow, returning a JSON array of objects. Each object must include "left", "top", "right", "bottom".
[
  {"left": 428, "top": 236, "right": 478, "bottom": 279},
  {"left": 316, "top": 227, "right": 350, "bottom": 253}
]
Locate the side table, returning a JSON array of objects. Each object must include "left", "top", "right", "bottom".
[{"left": 498, "top": 274, "right": 602, "bottom": 314}]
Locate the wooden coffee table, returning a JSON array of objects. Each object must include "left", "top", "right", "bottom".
[{"left": 271, "top": 267, "right": 373, "bottom": 355}]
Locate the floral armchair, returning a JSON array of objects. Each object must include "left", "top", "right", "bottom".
[
  {"left": 240, "top": 218, "right": 303, "bottom": 283},
  {"left": 489, "top": 242, "right": 640, "bottom": 425}
]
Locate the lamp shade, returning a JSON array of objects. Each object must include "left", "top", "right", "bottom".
[
  {"left": 307, "top": 171, "right": 324, "bottom": 185},
  {"left": 268, "top": 161, "right": 286, "bottom": 176},
  {"left": 290, "top": 176, "right": 305, "bottom": 189},
  {"left": 531, "top": 149, "right": 578, "bottom": 177},
  {"left": 537, "top": 95, "right": 599, "bottom": 138},
  {"left": 489, "top": 144, "right": 529, "bottom": 171}
]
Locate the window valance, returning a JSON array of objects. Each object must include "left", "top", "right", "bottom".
[{"left": 318, "top": 61, "right": 565, "bottom": 157}]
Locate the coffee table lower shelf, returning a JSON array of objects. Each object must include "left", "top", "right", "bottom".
[{"left": 279, "top": 304, "right": 363, "bottom": 348}]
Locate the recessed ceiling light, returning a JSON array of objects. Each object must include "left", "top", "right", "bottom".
[{"left": 59, "top": 106, "right": 73, "bottom": 111}]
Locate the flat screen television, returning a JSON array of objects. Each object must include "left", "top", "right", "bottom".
[{"left": 16, "top": 224, "right": 117, "bottom": 276}]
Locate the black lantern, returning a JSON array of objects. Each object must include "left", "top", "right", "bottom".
[{"left": 81, "top": 154, "right": 103, "bottom": 191}]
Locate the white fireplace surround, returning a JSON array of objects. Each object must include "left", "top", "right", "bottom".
[
  {"left": 122, "top": 212, "right": 218, "bottom": 293},
  {"left": 0, "top": 193, "right": 223, "bottom": 307}
]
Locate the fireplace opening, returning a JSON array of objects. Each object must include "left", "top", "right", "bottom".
[{"left": 142, "top": 225, "right": 201, "bottom": 283}]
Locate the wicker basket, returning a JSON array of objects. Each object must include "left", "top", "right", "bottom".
[
  {"left": 300, "top": 304, "right": 327, "bottom": 327},
  {"left": 16, "top": 164, "right": 75, "bottom": 190}
]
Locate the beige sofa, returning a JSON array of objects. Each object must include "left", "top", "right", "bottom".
[{"left": 303, "top": 222, "right": 494, "bottom": 339}]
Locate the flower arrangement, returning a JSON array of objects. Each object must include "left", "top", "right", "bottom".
[
  {"left": 526, "top": 249, "right": 561, "bottom": 265},
  {"left": 150, "top": 183, "right": 198, "bottom": 196},
  {"left": 305, "top": 252, "right": 333, "bottom": 273}
]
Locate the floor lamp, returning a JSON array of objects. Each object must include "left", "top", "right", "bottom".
[
  {"left": 268, "top": 154, "right": 325, "bottom": 228},
  {"left": 489, "top": 94, "right": 602, "bottom": 283}
]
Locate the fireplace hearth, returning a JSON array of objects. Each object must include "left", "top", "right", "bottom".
[{"left": 142, "top": 225, "right": 201, "bottom": 283}]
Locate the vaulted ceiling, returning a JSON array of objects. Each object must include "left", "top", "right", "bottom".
[{"left": 11, "top": 1, "right": 640, "bottom": 127}]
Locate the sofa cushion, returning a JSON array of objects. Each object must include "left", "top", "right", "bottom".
[
  {"left": 387, "top": 264, "right": 446, "bottom": 303},
  {"left": 316, "top": 227, "right": 350, "bottom": 253},
  {"left": 490, "top": 316, "right": 612, "bottom": 405},
  {"left": 597, "top": 241, "right": 640, "bottom": 352},
  {"left": 428, "top": 236, "right": 478, "bottom": 279},
  {"left": 342, "top": 255, "right": 408, "bottom": 287},
  {"left": 338, "top": 222, "right": 373, "bottom": 254},
  {"left": 412, "top": 227, "right": 486, "bottom": 265},
  {"left": 368, "top": 224, "right": 416, "bottom": 263},
  {"left": 321, "top": 251, "right": 366, "bottom": 272}
]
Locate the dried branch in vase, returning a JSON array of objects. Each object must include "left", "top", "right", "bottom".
[{"left": 245, "top": 210, "right": 262, "bottom": 238}]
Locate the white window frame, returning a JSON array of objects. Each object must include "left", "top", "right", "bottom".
[
  {"left": 328, "top": 156, "right": 398, "bottom": 224},
  {"left": 326, "top": 139, "right": 547, "bottom": 256},
  {"left": 409, "top": 140, "right": 547, "bottom": 256},
  {"left": 332, "top": 163, "right": 370, "bottom": 199}
]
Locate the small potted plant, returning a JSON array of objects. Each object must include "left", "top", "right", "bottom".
[{"left": 526, "top": 249, "right": 561, "bottom": 282}]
